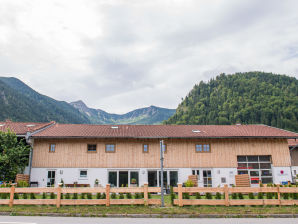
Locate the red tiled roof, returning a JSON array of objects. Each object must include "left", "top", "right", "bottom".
[
  {"left": 32, "top": 123, "right": 298, "bottom": 139},
  {"left": 0, "top": 120, "right": 55, "bottom": 136},
  {"left": 288, "top": 139, "right": 298, "bottom": 147}
]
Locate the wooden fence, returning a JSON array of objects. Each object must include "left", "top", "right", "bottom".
[
  {"left": 174, "top": 184, "right": 298, "bottom": 206},
  {"left": 0, "top": 184, "right": 161, "bottom": 207}
]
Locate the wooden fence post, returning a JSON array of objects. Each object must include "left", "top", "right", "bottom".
[
  {"left": 9, "top": 184, "right": 16, "bottom": 208},
  {"left": 277, "top": 184, "right": 281, "bottom": 206},
  {"left": 106, "top": 184, "right": 110, "bottom": 207},
  {"left": 224, "top": 184, "right": 229, "bottom": 207},
  {"left": 178, "top": 183, "right": 183, "bottom": 207},
  {"left": 144, "top": 183, "right": 148, "bottom": 206},
  {"left": 56, "top": 183, "right": 62, "bottom": 208}
]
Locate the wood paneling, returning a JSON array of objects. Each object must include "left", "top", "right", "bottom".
[{"left": 32, "top": 138, "right": 291, "bottom": 168}]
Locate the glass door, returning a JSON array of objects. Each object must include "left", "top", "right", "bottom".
[
  {"left": 47, "top": 170, "right": 56, "bottom": 187},
  {"left": 203, "top": 170, "right": 212, "bottom": 187}
]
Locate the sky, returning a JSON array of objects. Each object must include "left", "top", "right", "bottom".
[{"left": 0, "top": 0, "right": 298, "bottom": 114}]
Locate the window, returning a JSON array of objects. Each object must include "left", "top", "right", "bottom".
[
  {"left": 192, "top": 169, "right": 200, "bottom": 176},
  {"left": 87, "top": 144, "right": 97, "bottom": 152},
  {"left": 108, "top": 171, "right": 139, "bottom": 187},
  {"left": 237, "top": 155, "right": 273, "bottom": 185},
  {"left": 195, "top": 144, "right": 202, "bottom": 152},
  {"left": 49, "top": 144, "right": 55, "bottom": 152},
  {"left": 221, "top": 177, "right": 226, "bottom": 183},
  {"left": 143, "top": 144, "right": 149, "bottom": 153},
  {"left": 47, "top": 170, "right": 55, "bottom": 187},
  {"left": 195, "top": 144, "right": 210, "bottom": 153},
  {"left": 80, "top": 170, "right": 87, "bottom": 178},
  {"left": 203, "top": 170, "right": 212, "bottom": 187},
  {"left": 108, "top": 171, "right": 117, "bottom": 187},
  {"left": 105, "top": 144, "right": 115, "bottom": 152}
]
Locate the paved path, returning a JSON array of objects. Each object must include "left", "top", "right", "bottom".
[{"left": 0, "top": 216, "right": 297, "bottom": 224}]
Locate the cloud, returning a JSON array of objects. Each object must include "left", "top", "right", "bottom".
[{"left": 0, "top": 0, "right": 297, "bottom": 113}]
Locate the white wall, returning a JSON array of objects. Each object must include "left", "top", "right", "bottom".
[{"left": 272, "top": 166, "right": 292, "bottom": 184}]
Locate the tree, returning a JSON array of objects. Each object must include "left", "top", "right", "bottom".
[{"left": 0, "top": 130, "right": 30, "bottom": 181}]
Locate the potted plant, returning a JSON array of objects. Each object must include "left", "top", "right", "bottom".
[
  {"left": 94, "top": 179, "right": 99, "bottom": 187},
  {"left": 130, "top": 178, "right": 137, "bottom": 187}
]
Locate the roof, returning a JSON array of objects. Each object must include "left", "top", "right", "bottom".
[
  {"left": 32, "top": 123, "right": 298, "bottom": 139},
  {"left": 0, "top": 120, "right": 55, "bottom": 136},
  {"left": 288, "top": 139, "right": 298, "bottom": 147}
]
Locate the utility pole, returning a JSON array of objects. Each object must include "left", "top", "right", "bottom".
[{"left": 160, "top": 140, "right": 165, "bottom": 207}]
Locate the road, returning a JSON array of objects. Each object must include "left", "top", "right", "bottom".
[{"left": 0, "top": 216, "right": 297, "bottom": 224}]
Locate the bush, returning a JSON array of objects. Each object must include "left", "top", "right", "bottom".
[
  {"left": 119, "top": 193, "right": 124, "bottom": 199},
  {"left": 134, "top": 193, "right": 141, "bottom": 199},
  {"left": 96, "top": 193, "right": 101, "bottom": 199},
  {"left": 238, "top": 193, "right": 244, "bottom": 199},
  {"left": 73, "top": 193, "right": 78, "bottom": 199},
  {"left": 87, "top": 193, "right": 92, "bottom": 199},
  {"left": 30, "top": 193, "right": 36, "bottom": 199},
  {"left": 205, "top": 193, "right": 212, "bottom": 199},
  {"left": 184, "top": 180, "right": 194, "bottom": 187},
  {"left": 248, "top": 193, "right": 254, "bottom": 199},
  {"left": 101, "top": 193, "right": 106, "bottom": 199},
  {"left": 182, "top": 193, "right": 190, "bottom": 199},
  {"left": 195, "top": 192, "right": 201, "bottom": 199},
  {"left": 148, "top": 193, "right": 151, "bottom": 199},
  {"left": 17, "top": 181, "right": 29, "bottom": 188},
  {"left": 50, "top": 192, "right": 56, "bottom": 199},
  {"left": 257, "top": 192, "right": 263, "bottom": 199},
  {"left": 231, "top": 193, "right": 237, "bottom": 199},
  {"left": 65, "top": 193, "right": 70, "bottom": 199},
  {"left": 126, "top": 193, "right": 132, "bottom": 199},
  {"left": 215, "top": 192, "right": 221, "bottom": 199},
  {"left": 111, "top": 193, "right": 117, "bottom": 199},
  {"left": 80, "top": 193, "right": 86, "bottom": 199},
  {"left": 42, "top": 193, "right": 46, "bottom": 199},
  {"left": 14, "top": 193, "right": 19, "bottom": 199},
  {"left": 23, "top": 193, "right": 28, "bottom": 199}
]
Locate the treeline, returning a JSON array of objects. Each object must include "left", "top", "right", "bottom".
[{"left": 164, "top": 72, "right": 298, "bottom": 132}]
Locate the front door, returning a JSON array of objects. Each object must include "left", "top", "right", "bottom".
[
  {"left": 47, "top": 170, "right": 56, "bottom": 187},
  {"left": 203, "top": 170, "right": 212, "bottom": 187},
  {"left": 119, "top": 171, "right": 128, "bottom": 187}
]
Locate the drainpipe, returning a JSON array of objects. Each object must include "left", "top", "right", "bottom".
[{"left": 160, "top": 140, "right": 164, "bottom": 207}]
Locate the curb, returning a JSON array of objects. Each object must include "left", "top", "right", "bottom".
[{"left": 0, "top": 212, "right": 298, "bottom": 218}]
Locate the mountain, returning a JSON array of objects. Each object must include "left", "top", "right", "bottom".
[
  {"left": 0, "top": 77, "right": 90, "bottom": 124},
  {"left": 0, "top": 77, "right": 175, "bottom": 124},
  {"left": 164, "top": 72, "right": 298, "bottom": 132},
  {"left": 70, "top": 100, "right": 176, "bottom": 124}
]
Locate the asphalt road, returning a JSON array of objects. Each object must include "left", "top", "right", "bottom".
[{"left": 0, "top": 216, "right": 297, "bottom": 224}]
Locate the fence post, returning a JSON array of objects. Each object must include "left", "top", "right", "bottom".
[
  {"left": 224, "top": 184, "right": 229, "bottom": 207},
  {"left": 106, "top": 184, "right": 110, "bottom": 207},
  {"left": 277, "top": 184, "right": 281, "bottom": 206},
  {"left": 56, "top": 183, "right": 62, "bottom": 208},
  {"left": 144, "top": 183, "right": 148, "bottom": 206},
  {"left": 9, "top": 183, "right": 16, "bottom": 208},
  {"left": 178, "top": 183, "right": 183, "bottom": 207}
]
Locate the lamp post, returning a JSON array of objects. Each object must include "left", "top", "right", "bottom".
[{"left": 160, "top": 140, "right": 165, "bottom": 207}]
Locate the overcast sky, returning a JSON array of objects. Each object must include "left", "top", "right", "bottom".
[{"left": 0, "top": 0, "right": 298, "bottom": 113}]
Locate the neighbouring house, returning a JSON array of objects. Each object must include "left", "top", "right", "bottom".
[
  {"left": 26, "top": 123, "right": 298, "bottom": 188},
  {"left": 289, "top": 139, "right": 298, "bottom": 182},
  {"left": 0, "top": 120, "right": 55, "bottom": 175}
]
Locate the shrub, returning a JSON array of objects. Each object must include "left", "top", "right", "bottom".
[
  {"left": 170, "top": 186, "right": 175, "bottom": 205},
  {"left": 184, "top": 180, "right": 194, "bottom": 187},
  {"left": 238, "top": 193, "right": 244, "bottom": 199},
  {"left": 134, "top": 193, "right": 141, "bottom": 199},
  {"left": 73, "top": 193, "right": 78, "bottom": 199},
  {"left": 111, "top": 193, "right": 117, "bottom": 199},
  {"left": 96, "top": 193, "right": 101, "bottom": 199},
  {"left": 195, "top": 192, "right": 201, "bottom": 199},
  {"left": 14, "top": 193, "right": 19, "bottom": 199},
  {"left": 42, "top": 193, "right": 46, "bottom": 199},
  {"left": 231, "top": 193, "right": 237, "bottom": 199},
  {"left": 101, "top": 193, "right": 106, "bottom": 199},
  {"left": 248, "top": 193, "right": 254, "bottom": 199},
  {"left": 148, "top": 193, "right": 151, "bottom": 199},
  {"left": 30, "top": 193, "right": 36, "bottom": 199},
  {"left": 23, "top": 193, "right": 28, "bottom": 199},
  {"left": 80, "top": 193, "right": 86, "bottom": 199},
  {"left": 182, "top": 193, "right": 190, "bottom": 199},
  {"left": 17, "top": 181, "right": 29, "bottom": 188},
  {"left": 141, "top": 192, "right": 144, "bottom": 198},
  {"left": 126, "top": 193, "right": 132, "bottom": 199},
  {"left": 50, "top": 192, "right": 56, "bottom": 199},
  {"left": 215, "top": 192, "right": 221, "bottom": 199},
  {"left": 257, "top": 192, "right": 263, "bottom": 199},
  {"left": 205, "top": 193, "right": 212, "bottom": 199},
  {"left": 119, "top": 193, "right": 124, "bottom": 199},
  {"left": 65, "top": 193, "right": 71, "bottom": 199},
  {"left": 87, "top": 193, "right": 92, "bottom": 199}
]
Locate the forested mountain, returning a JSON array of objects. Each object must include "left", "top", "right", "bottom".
[
  {"left": 0, "top": 77, "right": 91, "bottom": 124},
  {"left": 70, "top": 100, "right": 176, "bottom": 124},
  {"left": 164, "top": 72, "right": 298, "bottom": 132},
  {"left": 0, "top": 77, "right": 175, "bottom": 124}
]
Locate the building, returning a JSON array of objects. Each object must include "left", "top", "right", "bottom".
[
  {"left": 26, "top": 123, "right": 298, "bottom": 188},
  {"left": 289, "top": 139, "right": 298, "bottom": 182}
]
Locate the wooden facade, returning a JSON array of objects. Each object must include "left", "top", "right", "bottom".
[{"left": 31, "top": 138, "right": 291, "bottom": 168}]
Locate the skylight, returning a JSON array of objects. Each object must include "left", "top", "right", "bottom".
[
  {"left": 26, "top": 124, "right": 36, "bottom": 127},
  {"left": 192, "top": 130, "right": 200, "bottom": 133},
  {"left": 0, "top": 124, "right": 5, "bottom": 127},
  {"left": 111, "top": 126, "right": 119, "bottom": 129}
]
